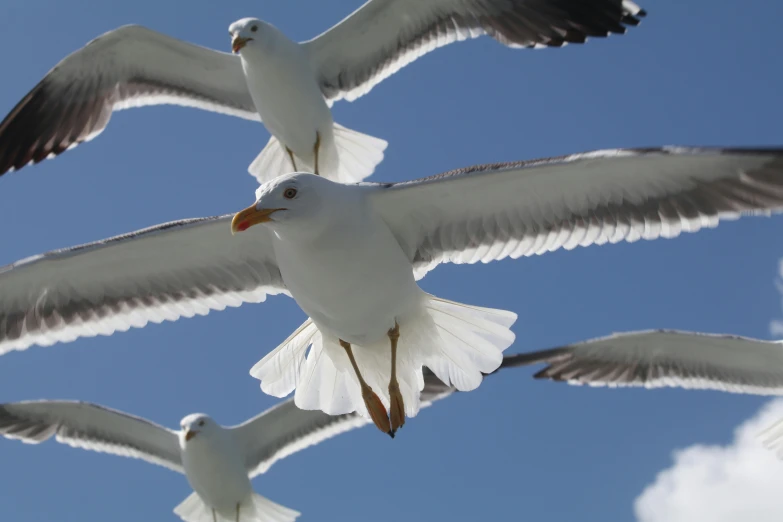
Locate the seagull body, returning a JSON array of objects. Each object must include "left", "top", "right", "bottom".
[
  {"left": 229, "top": 18, "right": 339, "bottom": 179},
  {"left": 0, "top": 147, "right": 782, "bottom": 430},
  {"left": 0, "top": 0, "right": 646, "bottom": 183},
  {"left": 265, "top": 178, "right": 420, "bottom": 346},
  {"left": 0, "top": 355, "right": 530, "bottom": 520},
  {"left": 179, "top": 414, "right": 255, "bottom": 520}
]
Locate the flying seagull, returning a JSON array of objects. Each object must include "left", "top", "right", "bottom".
[
  {"left": 0, "top": 0, "right": 645, "bottom": 183},
  {"left": 0, "top": 146, "right": 781, "bottom": 435},
  {"left": 0, "top": 353, "right": 527, "bottom": 522}
]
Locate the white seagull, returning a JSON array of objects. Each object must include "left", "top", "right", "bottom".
[
  {"left": 0, "top": 0, "right": 646, "bottom": 182},
  {"left": 0, "top": 353, "right": 528, "bottom": 521},
  {"left": 0, "top": 146, "right": 782, "bottom": 436}
]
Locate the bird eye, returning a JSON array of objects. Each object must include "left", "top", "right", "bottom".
[
  {"left": 283, "top": 188, "right": 297, "bottom": 199},
  {"left": 251, "top": 25, "right": 258, "bottom": 32},
  {"left": 198, "top": 420, "right": 205, "bottom": 427}
]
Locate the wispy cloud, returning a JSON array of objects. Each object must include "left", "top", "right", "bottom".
[{"left": 633, "top": 399, "right": 783, "bottom": 522}]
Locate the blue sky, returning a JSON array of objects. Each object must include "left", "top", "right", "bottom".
[{"left": 1, "top": 0, "right": 782, "bottom": 520}]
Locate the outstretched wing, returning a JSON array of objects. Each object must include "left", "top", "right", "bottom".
[
  {"left": 306, "top": 0, "right": 645, "bottom": 102},
  {"left": 0, "top": 400, "right": 183, "bottom": 472},
  {"left": 369, "top": 147, "right": 783, "bottom": 279},
  {"left": 0, "top": 215, "right": 284, "bottom": 355},
  {"left": 0, "top": 25, "right": 258, "bottom": 175},
  {"left": 509, "top": 330, "right": 783, "bottom": 394}
]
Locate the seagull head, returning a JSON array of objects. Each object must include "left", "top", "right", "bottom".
[
  {"left": 231, "top": 172, "right": 334, "bottom": 234},
  {"left": 179, "top": 413, "right": 217, "bottom": 443},
  {"left": 229, "top": 18, "right": 264, "bottom": 53}
]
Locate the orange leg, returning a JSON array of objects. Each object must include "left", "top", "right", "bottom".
[
  {"left": 387, "top": 322, "right": 405, "bottom": 435},
  {"left": 313, "top": 131, "right": 321, "bottom": 175},
  {"left": 285, "top": 146, "right": 297, "bottom": 171},
  {"left": 340, "top": 339, "right": 392, "bottom": 437}
]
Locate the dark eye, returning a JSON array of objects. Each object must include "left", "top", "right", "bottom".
[
  {"left": 198, "top": 420, "right": 205, "bottom": 427},
  {"left": 283, "top": 188, "right": 297, "bottom": 199},
  {"left": 250, "top": 25, "right": 258, "bottom": 33}
]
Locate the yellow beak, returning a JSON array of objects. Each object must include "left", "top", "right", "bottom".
[
  {"left": 231, "top": 36, "right": 252, "bottom": 53},
  {"left": 184, "top": 430, "right": 198, "bottom": 442},
  {"left": 231, "top": 205, "right": 283, "bottom": 234}
]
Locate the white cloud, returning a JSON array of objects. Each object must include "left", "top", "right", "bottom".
[{"left": 634, "top": 399, "right": 783, "bottom": 522}]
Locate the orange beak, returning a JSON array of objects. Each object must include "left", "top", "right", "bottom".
[
  {"left": 185, "top": 430, "right": 198, "bottom": 442},
  {"left": 231, "top": 36, "right": 252, "bottom": 53},
  {"left": 231, "top": 205, "right": 283, "bottom": 234}
]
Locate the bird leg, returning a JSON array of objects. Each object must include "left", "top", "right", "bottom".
[
  {"left": 212, "top": 509, "right": 217, "bottom": 522},
  {"left": 286, "top": 146, "right": 297, "bottom": 171},
  {"left": 387, "top": 322, "right": 405, "bottom": 435},
  {"left": 236, "top": 503, "right": 240, "bottom": 522},
  {"left": 313, "top": 131, "right": 321, "bottom": 175},
  {"left": 340, "top": 339, "right": 392, "bottom": 437}
]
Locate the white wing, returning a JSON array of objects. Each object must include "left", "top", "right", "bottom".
[
  {"left": 510, "top": 330, "right": 783, "bottom": 394},
  {"left": 0, "top": 400, "right": 183, "bottom": 472},
  {"left": 0, "top": 25, "right": 258, "bottom": 175},
  {"left": 233, "top": 361, "right": 466, "bottom": 478},
  {"left": 305, "top": 0, "right": 645, "bottom": 102},
  {"left": 368, "top": 147, "right": 783, "bottom": 279},
  {"left": 0, "top": 215, "right": 284, "bottom": 355}
]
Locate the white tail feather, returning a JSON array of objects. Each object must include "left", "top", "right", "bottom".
[
  {"left": 251, "top": 319, "right": 318, "bottom": 398},
  {"left": 329, "top": 122, "right": 387, "bottom": 183},
  {"left": 247, "top": 124, "right": 386, "bottom": 185},
  {"left": 174, "top": 492, "right": 300, "bottom": 522},
  {"left": 250, "top": 296, "right": 516, "bottom": 421},
  {"left": 247, "top": 136, "right": 296, "bottom": 184}
]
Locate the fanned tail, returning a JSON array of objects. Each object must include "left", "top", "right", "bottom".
[
  {"left": 247, "top": 124, "right": 386, "bottom": 185},
  {"left": 174, "top": 492, "right": 300, "bottom": 522},
  {"left": 250, "top": 296, "right": 516, "bottom": 422}
]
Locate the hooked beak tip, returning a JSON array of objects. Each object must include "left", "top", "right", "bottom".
[
  {"left": 231, "top": 36, "right": 250, "bottom": 53},
  {"left": 231, "top": 206, "right": 281, "bottom": 234},
  {"left": 185, "top": 430, "right": 197, "bottom": 442},
  {"left": 231, "top": 220, "right": 251, "bottom": 235}
]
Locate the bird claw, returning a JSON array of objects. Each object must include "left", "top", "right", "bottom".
[
  {"left": 389, "top": 380, "right": 405, "bottom": 435},
  {"left": 362, "top": 386, "right": 391, "bottom": 436}
]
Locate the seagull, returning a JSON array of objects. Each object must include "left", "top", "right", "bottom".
[
  {"left": 0, "top": 352, "right": 528, "bottom": 521},
  {"left": 0, "top": 0, "right": 646, "bottom": 183},
  {"left": 1, "top": 146, "right": 782, "bottom": 435}
]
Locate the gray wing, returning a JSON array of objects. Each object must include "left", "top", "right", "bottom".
[
  {"left": 235, "top": 351, "right": 530, "bottom": 478},
  {"left": 305, "top": 0, "right": 645, "bottom": 102},
  {"left": 232, "top": 400, "right": 369, "bottom": 478},
  {"left": 0, "top": 215, "right": 284, "bottom": 355},
  {"left": 0, "top": 25, "right": 258, "bottom": 176},
  {"left": 509, "top": 330, "right": 783, "bottom": 394},
  {"left": 368, "top": 147, "right": 783, "bottom": 279},
  {"left": 234, "top": 367, "right": 464, "bottom": 478},
  {"left": 0, "top": 400, "right": 183, "bottom": 472}
]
